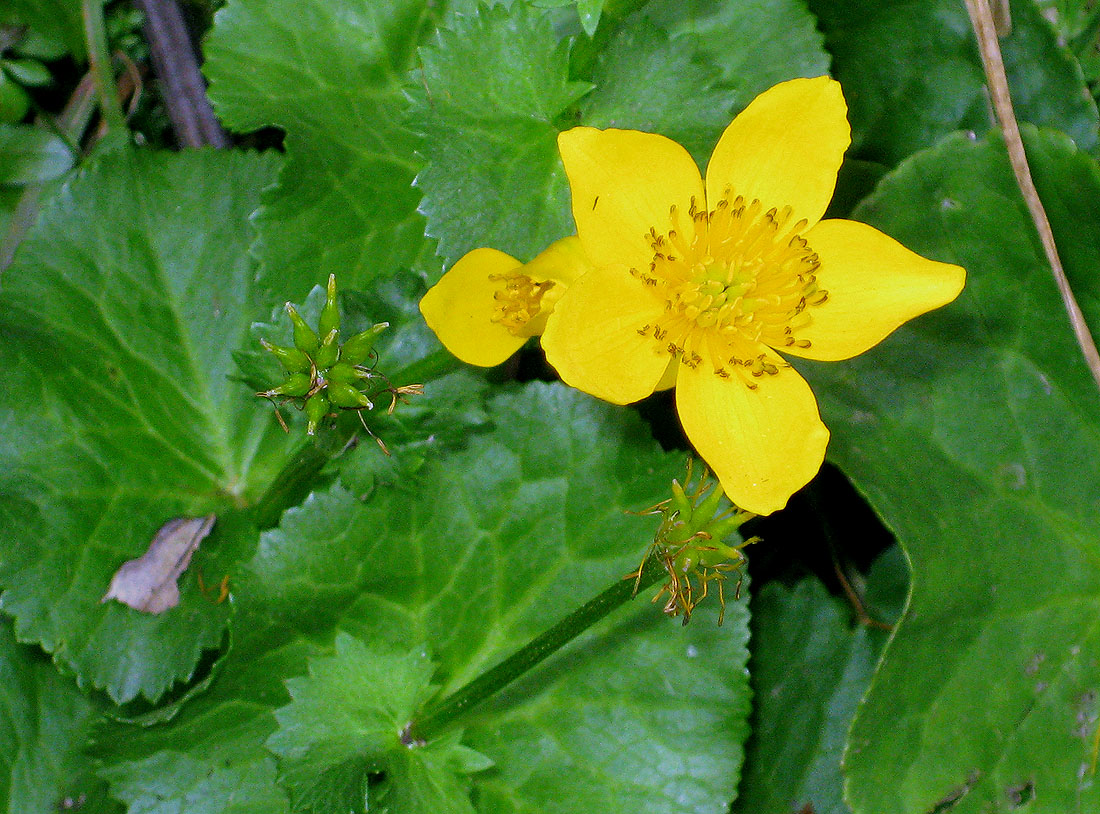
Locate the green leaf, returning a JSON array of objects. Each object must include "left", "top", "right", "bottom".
[
  {"left": 578, "top": 13, "right": 737, "bottom": 166},
  {"left": 203, "top": 0, "right": 441, "bottom": 298},
  {"left": 734, "top": 555, "right": 899, "bottom": 814},
  {"left": 799, "top": 127, "right": 1100, "bottom": 813},
  {"left": 95, "top": 616, "right": 302, "bottom": 814},
  {"left": 643, "top": 0, "right": 831, "bottom": 107},
  {"left": 96, "top": 383, "right": 751, "bottom": 813},
  {"left": 267, "top": 633, "right": 487, "bottom": 813},
  {"left": 413, "top": 0, "right": 831, "bottom": 269},
  {"left": 531, "top": 0, "right": 606, "bottom": 36},
  {"left": 2, "top": 57, "right": 53, "bottom": 87},
  {"left": 0, "top": 0, "right": 84, "bottom": 61},
  {"left": 410, "top": 3, "right": 591, "bottom": 270},
  {"left": 0, "top": 124, "right": 73, "bottom": 185},
  {"left": 0, "top": 147, "right": 298, "bottom": 703},
  {"left": 0, "top": 70, "right": 29, "bottom": 123},
  {"left": 0, "top": 619, "right": 120, "bottom": 814},
  {"left": 807, "top": 0, "right": 1100, "bottom": 166}
]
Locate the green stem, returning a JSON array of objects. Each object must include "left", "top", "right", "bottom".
[
  {"left": 252, "top": 347, "right": 461, "bottom": 528},
  {"left": 82, "top": 0, "right": 125, "bottom": 133},
  {"left": 252, "top": 424, "right": 354, "bottom": 529},
  {"left": 407, "top": 555, "right": 667, "bottom": 744}
]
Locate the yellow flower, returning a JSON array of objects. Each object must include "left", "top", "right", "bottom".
[
  {"left": 541, "top": 77, "right": 965, "bottom": 515},
  {"left": 420, "top": 236, "right": 591, "bottom": 367}
]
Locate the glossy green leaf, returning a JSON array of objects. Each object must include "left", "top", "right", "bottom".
[
  {"left": 95, "top": 383, "right": 752, "bottom": 813},
  {"left": 410, "top": 2, "right": 590, "bottom": 270},
  {"left": 95, "top": 615, "right": 302, "bottom": 814},
  {"left": 807, "top": 0, "right": 1100, "bottom": 167},
  {"left": 532, "top": 0, "right": 606, "bottom": 36},
  {"left": 798, "top": 127, "right": 1100, "bottom": 813},
  {"left": 0, "top": 71, "right": 29, "bottom": 124},
  {"left": 412, "top": 0, "right": 831, "bottom": 271},
  {"left": 0, "top": 0, "right": 84, "bottom": 61},
  {"left": 0, "top": 148, "right": 298, "bottom": 703},
  {"left": 0, "top": 620, "right": 119, "bottom": 814},
  {"left": 2, "top": 58, "right": 53, "bottom": 87},
  {"left": 644, "top": 0, "right": 831, "bottom": 108},
  {"left": 0, "top": 124, "right": 73, "bottom": 185},
  {"left": 734, "top": 549, "right": 903, "bottom": 814},
  {"left": 203, "top": 0, "right": 441, "bottom": 298},
  {"left": 578, "top": 13, "right": 736, "bottom": 166}
]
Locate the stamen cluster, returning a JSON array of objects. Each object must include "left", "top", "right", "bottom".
[
  {"left": 631, "top": 190, "right": 828, "bottom": 387},
  {"left": 489, "top": 271, "right": 556, "bottom": 336}
]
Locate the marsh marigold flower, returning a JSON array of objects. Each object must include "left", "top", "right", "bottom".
[
  {"left": 540, "top": 77, "right": 965, "bottom": 515},
  {"left": 420, "top": 236, "right": 592, "bottom": 367}
]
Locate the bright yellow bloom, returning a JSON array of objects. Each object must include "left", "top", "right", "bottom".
[
  {"left": 541, "top": 77, "right": 965, "bottom": 515},
  {"left": 420, "top": 236, "right": 591, "bottom": 367}
]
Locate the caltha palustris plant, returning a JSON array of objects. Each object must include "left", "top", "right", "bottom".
[{"left": 257, "top": 274, "right": 422, "bottom": 443}]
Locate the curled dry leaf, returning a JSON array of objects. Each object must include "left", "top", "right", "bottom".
[{"left": 101, "top": 515, "right": 216, "bottom": 614}]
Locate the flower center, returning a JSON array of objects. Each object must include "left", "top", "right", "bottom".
[
  {"left": 489, "top": 271, "right": 556, "bottom": 337},
  {"left": 631, "top": 189, "right": 827, "bottom": 388}
]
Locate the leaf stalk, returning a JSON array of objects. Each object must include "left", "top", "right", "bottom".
[
  {"left": 407, "top": 555, "right": 667, "bottom": 744},
  {"left": 82, "top": 0, "right": 126, "bottom": 133}
]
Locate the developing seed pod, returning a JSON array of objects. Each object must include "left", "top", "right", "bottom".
[
  {"left": 260, "top": 339, "right": 312, "bottom": 374},
  {"left": 313, "top": 328, "right": 340, "bottom": 370},
  {"left": 341, "top": 322, "right": 389, "bottom": 365},
  {"left": 328, "top": 381, "right": 373, "bottom": 409},
  {"left": 318, "top": 274, "right": 341, "bottom": 337},
  {"left": 305, "top": 391, "right": 330, "bottom": 435},
  {"left": 260, "top": 372, "right": 313, "bottom": 399},
  {"left": 325, "top": 361, "right": 369, "bottom": 384},
  {"left": 286, "top": 303, "right": 319, "bottom": 354}
]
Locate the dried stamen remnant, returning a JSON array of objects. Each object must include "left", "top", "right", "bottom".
[{"left": 627, "top": 462, "right": 756, "bottom": 626}]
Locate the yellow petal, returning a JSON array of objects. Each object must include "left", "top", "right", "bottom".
[
  {"left": 523, "top": 235, "right": 592, "bottom": 287},
  {"left": 542, "top": 264, "right": 669, "bottom": 405},
  {"left": 706, "top": 76, "right": 850, "bottom": 229},
  {"left": 785, "top": 219, "right": 966, "bottom": 361},
  {"left": 558, "top": 126, "right": 705, "bottom": 271},
  {"left": 675, "top": 360, "right": 829, "bottom": 515},
  {"left": 419, "top": 248, "right": 526, "bottom": 367}
]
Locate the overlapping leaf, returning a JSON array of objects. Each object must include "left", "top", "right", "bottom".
[
  {"left": 267, "top": 633, "right": 490, "bottom": 814},
  {"left": 808, "top": 0, "right": 1100, "bottom": 167},
  {"left": 410, "top": 2, "right": 590, "bottom": 270},
  {"left": 203, "top": 0, "right": 442, "bottom": 297},
  {"left": 95, "top": 382, "right": 752, "bottom": 813},
  {"left": 412, "top": 0, "right": 831, "bottom": 270},
  {"left": 734, "top": 549, "right": 904, "bottom": 814},
  {"left": 0, "top": 620, "right": 119, "bottom": 813},
  {"left": 0, "top": 148, "right": 293, "bottom": 703},
  {"left": 644, "top": 0, "right": 830, "bottom": 109},
  {"left": 799, "top": 128, "right": 1100, "bottom": 813}
]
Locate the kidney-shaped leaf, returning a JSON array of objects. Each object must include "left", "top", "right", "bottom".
[
  {"left": 0, "top": 147, "right": 292, "bottom": 703},
  {"left": 800, "top": 127, "right": 1100, "bottom": 813}
]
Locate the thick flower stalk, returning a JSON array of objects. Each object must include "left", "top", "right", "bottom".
[
  {"left": 541, "top": 77, "right": 966, "bottom": 514},
  {"left": 420, "top": 235, "right": 592, "bottom": 366}
]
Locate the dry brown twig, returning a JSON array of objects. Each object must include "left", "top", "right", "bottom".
[{"left": 964, "top": 0, "right": 1100, "bottom": 393}]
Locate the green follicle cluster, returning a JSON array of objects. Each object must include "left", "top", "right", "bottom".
[
  {"left": 258, "top": 274, "right": 391, "bottom": 435},
  {"left": 631, "top": 462, "right": 757, "bottom": 625}
]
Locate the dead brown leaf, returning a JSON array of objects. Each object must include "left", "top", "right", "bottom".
[{"left": 101, "top": 514, "right": 216, "bottom": 614}]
